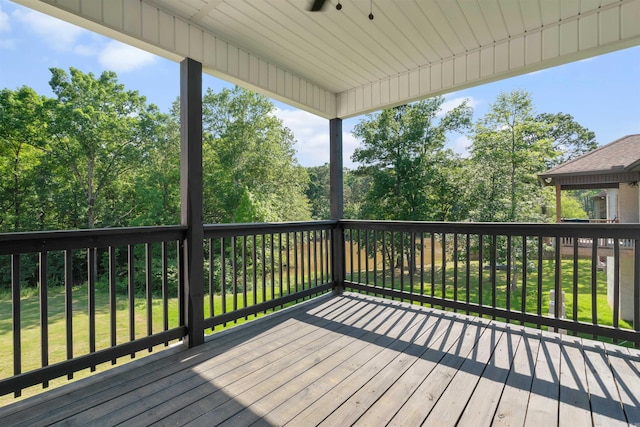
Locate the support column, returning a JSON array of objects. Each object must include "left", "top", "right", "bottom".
[
  {"left": 555, "top": 184, "right": 562, "bottom": 223},
  {"left": 330, "top": 118, "right": 345, "bottom": 293},
  {"left": 180, "top": 58, "right": 204, "bottom": 347}
]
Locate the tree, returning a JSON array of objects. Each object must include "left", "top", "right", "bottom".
[
  {"left": 201, "top": 86, "right": 310, "bottom": 223},
  {"left": 536, "top": 112, "right": 597, "bottom": 168},
  {"left": 0, "top": 87, "right": 47, "bottom": 231},
  {"left": 469, "top": 90, "right": 553, "bottom": 223},
  {"left": 468, "top": 90, "right": 597, "bottom": 223},
  {"left": 130, "top": 104, "right": 181, "bottom": 226},
  {"left": 352, "top": 97, "right": 472, "bottom": 270},
  {"left": 306, "top": 164, "right": 331, "bottom": 220},
  {"left": 352, "top": 97, "right": 472, "bottom": 221},
  {"left": 44, "top": 67, "right": 152, "bottom": 228}
]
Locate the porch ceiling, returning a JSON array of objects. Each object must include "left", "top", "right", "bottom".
[{"left": 13, "top": 0, "right": 640, "bottom": 119}]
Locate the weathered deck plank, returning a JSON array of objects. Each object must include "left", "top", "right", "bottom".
[
  {"left": 491, "top": 330, "right": 541, "bottom": 427},
  {"left": 558, "top": 335, "right": 592, "bottom": 427},
  {"left": 455, "top": 324, "right": 524, "bottom": 427},
  {"left": 0, "top": 292, "right": 637, "bottom": 427},
  {"left": 524, "top": 332, "right": 562, "bottom": 427}
]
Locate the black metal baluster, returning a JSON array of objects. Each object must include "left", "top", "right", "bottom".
[
  {"left": 39, "top": 251, "right": 49, "bottom": 387},
  {"left": 453, "top": 234, "right": 458, "bottom": 312},
  {"left": 400, "top": 232, "right": 405, "bottom": 301},
  {"left": 232, "top": 236, "right": 238, "bottom": 322},
  {"left": 466, "top": 234, "right": 471, "bottom": 315},
  {"left": 491, "top": 235, "right": 496, "bottom": 318},
  {"left": 613, "top": 238, "right": 620, "bottom": 342},
  {"left": 506, "top": 236, "right": 511, "bottom": 320},
  {"left": 478, "top": 235, "right": 484, "bottom": 315},
  {"left": 286, "top": 233, "right": 291, "bottom": 295},
  {"left": 521, "top": 236, "right": 527, "bottom": 325},
  {"left": 537, "top": 237, "right": 543, "bottom": 329},
  {"left": 441, "top": 233, "right": 446, "bottom": 309},
  {"left": 109, "top": 247, "right": 117, "bottom": 356},
  {"left": 262, "top": 234, "right": 267, "bottom": 308},
  {"left": 221, "top": 237, "right": 227, "bottom": 323},
  {"left": 269, "top": 233, "right": 276, "bottom": 299},
  {"left": 430, "top": 233, "right": 435, "bottom": 307},
  {"left": 88, "top": 247, "right": 97, "bottom": 365},
  {"left": 161, "top": 242, "right": 168, "bottom": 343},
  {"left": 209, "top": 238, "right": 214, "bottom": 319},
  {"left": 294, "top": 232, "right": 299, "bottom": 294},
  {"left": 12, "top": 254, "right": 22, "bottom": 396},
  {"left": 420, "top": 233, "right": 425, "bottom": 305},
  {"left": 128, "top": 245, "right": 135, "bottom": 358},
  {"left": 572, "top": 238, "right": 579, "bottom": 333},
  {"left": 145, "top": 243, "right": 153, "bottom": 350},
  {"left": 591, "top": 237, "right": 598, "bottom": 340},
  {"left": 253, "top": 235, "right": 258, "bottom": 309},
  {"left": 243, "top": 235, "right": 248, "bottom": 317}
]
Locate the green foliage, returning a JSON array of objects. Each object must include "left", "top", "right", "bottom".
[
  {"left": 467, "top": 90, "right": 597, "bottom": 223},
  {"left": 304, "top": 163, "right": 372, "bottom": 219},
  {"left": 200, "top": 86, "right": 311, "bottom": 223},
  {"left": 0, "top": 87, "right": 48, "bottom": 231},
  {"left": 352, "top": 97, "right": 473, "bottom": 222}
]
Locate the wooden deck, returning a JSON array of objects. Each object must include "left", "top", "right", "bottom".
[{"left": 1, "top": 292, "right": 639, "bottom": 426}]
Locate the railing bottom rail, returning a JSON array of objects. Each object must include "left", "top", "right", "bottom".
[
  {"left": 345, "top": 282, "right": 640, "bottom": 345},
  {"left": 204, "top": 283, "right": 333, "bottom": 330},
  {"left": 0, "top": 327, "right": 186, "bottom": 397}
]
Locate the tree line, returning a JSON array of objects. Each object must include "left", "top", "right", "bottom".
[
  {"left": 1, "top": 67, "right": 598, "bottom": 234},
  {"left": 0, "top": 67, "right": 309, "bottom": 234},
  {"left": 307, "top": 92, "right": 597, "bottom": 223}
]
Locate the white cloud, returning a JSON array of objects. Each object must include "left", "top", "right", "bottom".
[
  {"left": 74, "top": 44, "right": 98, "bottom": 56},
  {"left": 439, "top": 96, "right": 478, "bottom": 117},
  {"left": 0, "top": 3, "right": 10, "bottom": 32},
  {"left": 449, "top": 134, "right": 472, "bottom": 158},
  {"left": 0, "top": 39, "right": 14, "bottom": 49},
  {"left": 274, "top": 108, "right": 359, "bottom": 168},
  {"left": 12, "top": 8, "right": 84, "bottom": 52},
  {"left": 98, "top": 41, "right": 156, "bottom": 73}
]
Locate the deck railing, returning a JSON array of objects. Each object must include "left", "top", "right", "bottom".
[
  {"left": 0, "top": 226, "right": 188, "bottom": 397},
  {"left": 201, "top": 221, "right": 335, "bottom": 329},
  {"left": 2, "top": 219, "right": 639, "bottom": 398},
  {"left": 341, "top": 220, "right": 640, "bottom": 346},
  {"left": 0, "top": 221, "right": 335, "bottom": 397}
]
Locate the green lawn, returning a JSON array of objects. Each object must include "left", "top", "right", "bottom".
[
  {"left": 0, "top": 281, "right": 306, "bottom": 405},
  {"left": 0, "top": 257, "right": 632, "bottom": 405},
  {"left": 347, "top": 258, "right": 633, "bottom": 332}
]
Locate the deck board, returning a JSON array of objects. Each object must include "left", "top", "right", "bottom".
[{"left": 0, "top": 292, "right": 638, "bottom": 427}]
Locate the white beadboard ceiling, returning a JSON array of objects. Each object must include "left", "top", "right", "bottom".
[{"left": 13, "top": 0, "right": 640, "bottom": 119}]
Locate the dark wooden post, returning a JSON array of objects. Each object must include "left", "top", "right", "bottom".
[
  {"left": 180, "top": 58, "right": 205, "bottom": 347},
  {"left": 330, "top": 118, "right": 345, "bottom": 294},
  {"left": 555, "top": 184, "right": 562, "bottom": 223}
]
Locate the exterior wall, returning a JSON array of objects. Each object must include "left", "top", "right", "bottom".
[
  {"left": 606, "top": 188, "right": 619, "bottom": 221},
  {"left": 618, "top": 183, "right": 639, "bottom": 223},
  {"left": 607, "top": 255, "right": 637, "bottom": 323}
]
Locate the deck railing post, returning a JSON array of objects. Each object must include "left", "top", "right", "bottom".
[
  {"left": 180, "top": 57, "right": 205, "bottom": 347},
  {"left": 330, "top": 118, "right": 345, "bottom": 293}
]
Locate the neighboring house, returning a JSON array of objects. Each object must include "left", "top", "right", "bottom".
[{"left": 540, "top": 134, "right": 640, "bottom": 321}]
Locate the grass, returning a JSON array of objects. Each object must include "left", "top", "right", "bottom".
[
  {"left": 0, "top": 279, "right": 311, "bottom": 406},
  {"left": 346, "top": 257, "right": 633, "bottom": 333},
  {"left": 0, "top": 256, "right": 633, "bottom": 406}
]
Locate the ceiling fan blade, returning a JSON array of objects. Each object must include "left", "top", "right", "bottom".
[{"left": 309, "top": 0, "right": 327, "bottom": 11}]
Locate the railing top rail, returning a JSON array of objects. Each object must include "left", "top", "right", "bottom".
[
  {"left": 203, "top": 220, "right": 338, "bottom": 238},
  {"left": 0, "top": 225, "right": 187, "bottom": 255},
  {"left": 339, "top": 219, "right": 640, "bottom": 239}
]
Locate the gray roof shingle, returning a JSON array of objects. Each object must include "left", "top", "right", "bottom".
[{"left": 541, "top": 134, "right": 640, "bottom": 178}]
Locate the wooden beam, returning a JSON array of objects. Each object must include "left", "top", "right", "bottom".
[{"left": 180, "top": 58, "right": 205, "bottom": 348}]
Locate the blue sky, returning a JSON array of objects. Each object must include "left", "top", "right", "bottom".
[{"left": 1, "top": 0, "right": 639, "bottom": 168}]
